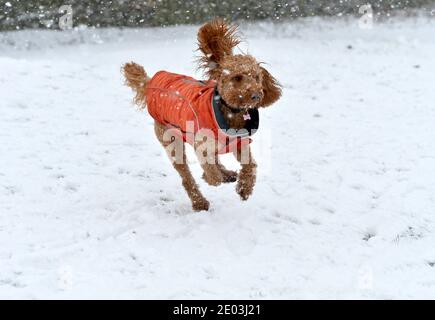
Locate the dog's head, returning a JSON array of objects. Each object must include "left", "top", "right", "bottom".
[{"left": 198, "top": 19, "right": 281, "bottom": 110}]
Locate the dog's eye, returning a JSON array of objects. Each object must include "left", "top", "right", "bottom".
[{"left": 233, "top": 75, "right": 243, "bottom": 82}]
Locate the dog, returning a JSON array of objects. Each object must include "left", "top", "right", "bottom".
[{"left": 123, "top": 18, "right": 281, "bottom": 211}]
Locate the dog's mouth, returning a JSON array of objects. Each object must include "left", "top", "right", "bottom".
[
  {"left": 235, "top": 103, "right": 260, "bottom": 112},
  {"left": 222, "top": 102, "right": 255, "bottom": 114},
  {"left": 224, "top": 98, "right": 261, "bottom": 112},
  {"left": 235, "top": 95, "right": 263, "bottom": 110},
  {"left": 218, "top": 91, "right": 262, "bottom": 113}
]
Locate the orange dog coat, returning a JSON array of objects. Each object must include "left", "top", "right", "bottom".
[{"left": 145, "top": 71, "right": 259, "bottom": 154}]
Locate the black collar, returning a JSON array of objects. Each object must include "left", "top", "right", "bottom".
[
  {"left": 221, "top": 100, "right": 244, "bottom": 114},
  {"left": 216, "top": 93, "right": 244, "bottom": 114},
  {"left": 212, "top": 89, "right": 260, "bottom": 137}
]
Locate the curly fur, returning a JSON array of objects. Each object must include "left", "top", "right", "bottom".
[
  {"left": 197, "top": 18, "right": 241, "bottom": 79},
  {"left": 259, "top": 66, "right": 282, "bottom": 107},
  {"left": 122, "top": 62, "right": 150, "bottom": 110},
  {"left": 122, "top": 19, "right": 282, "bottom": 212}
]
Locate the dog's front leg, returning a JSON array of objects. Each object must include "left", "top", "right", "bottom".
[{"left": 234, "top": 145, "right": 257, "bottom": 200}]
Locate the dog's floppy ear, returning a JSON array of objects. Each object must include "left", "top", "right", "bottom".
[
  {"left": 259, "top": 66, "right": 282, "bottom": 107},
  {"left": 197, "top": 18, "right": 240, "bottom": 76}
]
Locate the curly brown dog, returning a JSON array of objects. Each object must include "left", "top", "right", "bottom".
[{"left": 123, "top": 19, "right": 281, "bottom": 212}]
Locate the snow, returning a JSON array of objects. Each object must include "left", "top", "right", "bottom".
[{"left": 1, "top": 17, "right": 435, "bottom": 299}]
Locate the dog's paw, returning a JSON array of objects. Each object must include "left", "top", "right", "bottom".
[
  {"left": 192, "top": 198, "right": 210, "bottom": 212},
  {"left": 222, "top": 170, "right": 237, "bottom": 183},
  {"left": 202, "top": 172, "right": 223, "bottom": 186},
  {"left": 236, "top": 167, "right": 256, "bottom": 200},
  {"left": 236, "top": 180, "right": 254, "bottom": 201}
]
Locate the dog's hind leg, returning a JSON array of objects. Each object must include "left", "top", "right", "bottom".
[
  {"left": 200, "top": 160, "right": 236, "bottom": 184},
  {"left": 194, "top": 136, "right": 224, "bottom": 187},
  {"left": 218, "top": 163, "right": 237, "bottom": 183},
  {"left": 154, "top": 121, "right": 209, "bottom": 212},
  {"left": 200, "top": 162, "right": 224, "bottom": 186},
  {"left": 195, "top": 136, "right": 236, "bottom": 185}
]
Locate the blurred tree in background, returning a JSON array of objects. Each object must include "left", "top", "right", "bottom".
[{"left": 0, "top": 0, "right": 434, "bottom": 31}]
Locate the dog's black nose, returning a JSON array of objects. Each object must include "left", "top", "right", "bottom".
[{"left": 251, "top": 93, "right": 261, "bottom": 101}]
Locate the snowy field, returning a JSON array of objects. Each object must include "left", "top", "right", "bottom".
[{"left": 1, "top": 17, "right": 435, "bottom": 299}]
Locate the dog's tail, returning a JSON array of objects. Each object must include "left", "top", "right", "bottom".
[{"left": 122, "top": 62, "right": 150, "bottom": 110}]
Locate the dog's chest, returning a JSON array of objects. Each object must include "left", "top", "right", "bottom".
[{"left": 219, "top": 106, "right": 248, "bottom": 130}]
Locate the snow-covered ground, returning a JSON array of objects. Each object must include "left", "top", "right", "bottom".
[{"left": 1, "top": 17, "right": 435, "bottom": 299}]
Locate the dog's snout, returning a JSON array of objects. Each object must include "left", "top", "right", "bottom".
[{"left": 251, "top": 93, "right": 261, "bottom": 102}]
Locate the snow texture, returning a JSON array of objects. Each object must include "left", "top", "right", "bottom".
[{"left": 1, "top": 18, "right": 435, "bottom": 299}]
